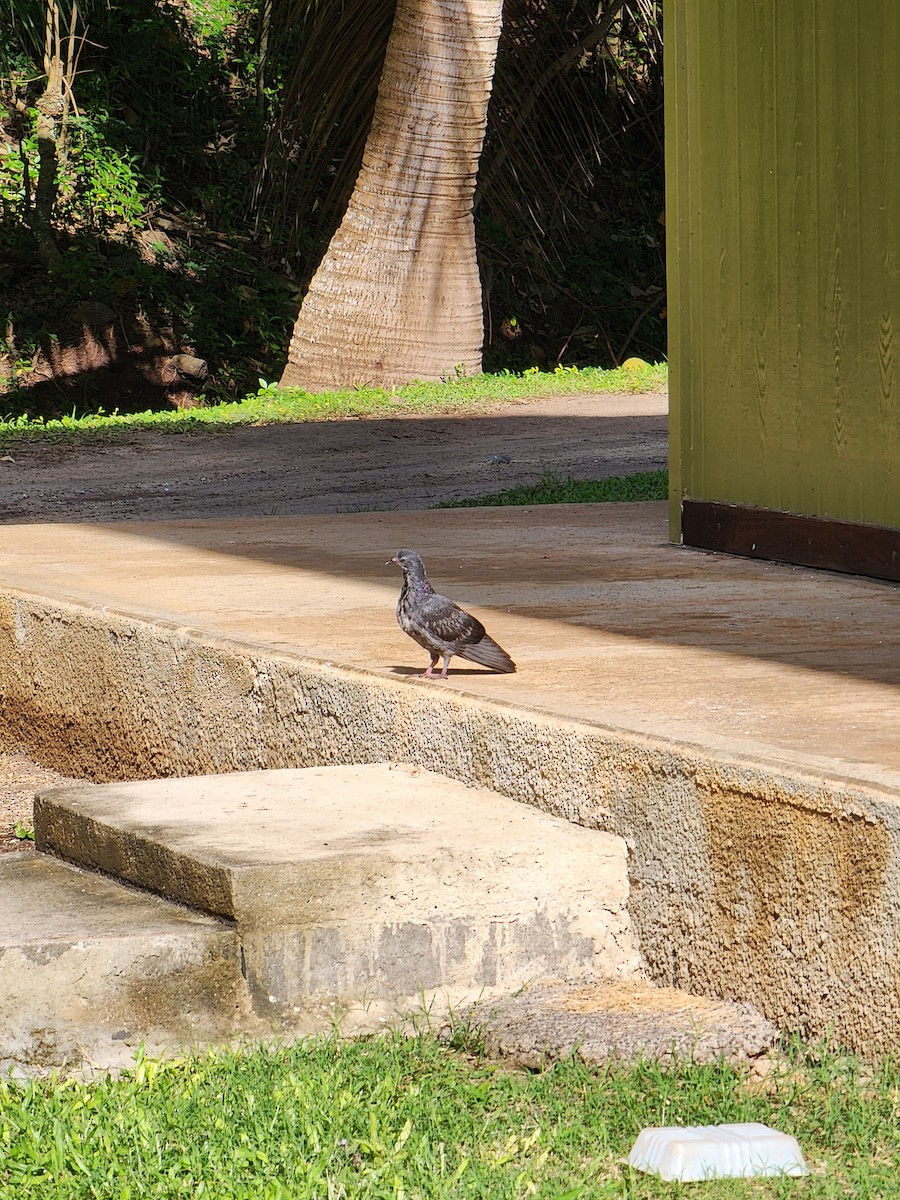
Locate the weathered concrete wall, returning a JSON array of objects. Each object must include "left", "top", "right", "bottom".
[{"left": 2, "top": 588, "right": 899, "bottom": 1055}]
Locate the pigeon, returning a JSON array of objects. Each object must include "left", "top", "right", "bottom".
[{"left": 388, "top": 549, "right": 516, "bottom": 679}]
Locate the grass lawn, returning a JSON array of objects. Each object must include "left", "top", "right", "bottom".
[
  {"left": 0, "top": 363, "right": 666, "bottom": 446},
  {"left": 1, "top": 1031, "right": 896, "bottom": 1197},
  {"left": 435, "top": 470, "right": 668, "bottom": 508}
]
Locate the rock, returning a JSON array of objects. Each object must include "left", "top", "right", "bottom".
[
  {"left": 466, "top": 980, "right": 778, "bottom": 1070},
  {"left": 168, "top": 354, "right": 209, "bottom": 384}
]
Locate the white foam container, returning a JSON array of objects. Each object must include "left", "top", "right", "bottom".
[{"left": 627, "top": 1122, "right": 809, "bottom": 1182}]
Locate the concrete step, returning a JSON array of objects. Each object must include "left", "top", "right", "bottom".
[
  {"left": 0, "top": 853, "right": 258, "bottom": 1073},
  {"left": 35, "top": 764, "right": 643, "bottom": 1023}
]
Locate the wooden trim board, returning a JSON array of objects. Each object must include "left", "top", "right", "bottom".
[{"left": 681, "top": 501, "right": 900, "bottom": 582}]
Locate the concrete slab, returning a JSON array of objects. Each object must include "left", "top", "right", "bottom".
[
  {"left": 35, "top": 764, "right": 642, "bottom": 1018},
  {"left": 0, "top": 854, "right": 256, "bottom": 1072}
]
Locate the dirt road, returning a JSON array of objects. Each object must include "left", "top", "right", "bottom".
[{"left": 0, "top": 392, "right": 666, "bottom": 523}]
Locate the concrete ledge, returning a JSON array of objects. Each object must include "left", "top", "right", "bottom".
[
  {"left": 3, "top": 588, "right": 900, "bottom": 1054},
  {"left": 35, "top": 765, "right": 642, "bottom": 1017}
]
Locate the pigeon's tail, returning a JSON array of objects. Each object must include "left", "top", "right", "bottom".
[{"left": 459, "top": 635, "right": 517, "bottom": 674}]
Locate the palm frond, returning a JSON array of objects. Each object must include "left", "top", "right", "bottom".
[
  {"left": 480, "top": 0, "right": 661, "bottom": 260},
  {"left": 476, "top": 0, "right": 664, "bottom": 364},
  {"left": 0, "top": 0, "right": 107, "bottom": 78},
  {"left": 1, "top": 0, "right": 46, "bottom": 70},
  {"left": 252, "top": 0, "right": 395, "bottom": 272}
]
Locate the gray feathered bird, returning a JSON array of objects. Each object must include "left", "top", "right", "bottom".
[{"left": 389, "top": 549, "right": 516, "bottom": 678}]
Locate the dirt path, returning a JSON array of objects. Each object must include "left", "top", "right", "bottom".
[
  {"left": 0, "top": 753, "right": 86, "bottom": 855},
  {"left": 0, "top": 392, "right": 666, "bottom": 523}
]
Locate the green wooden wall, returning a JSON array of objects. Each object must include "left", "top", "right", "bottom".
[{"left": 666, "top": 1, "right": 900, "bottom": 539}]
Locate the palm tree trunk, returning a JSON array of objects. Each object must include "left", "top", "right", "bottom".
[{"left": 280, "top": 0, "right": 504, "bottom": 391}]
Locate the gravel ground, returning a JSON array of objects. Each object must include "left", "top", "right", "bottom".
[{"left": 0, "top": 751, "right": 88, "bottom": 854}]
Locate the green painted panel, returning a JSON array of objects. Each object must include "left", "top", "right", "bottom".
[{"left": 667, "top": 1, "right": 900, "bottom": 537}]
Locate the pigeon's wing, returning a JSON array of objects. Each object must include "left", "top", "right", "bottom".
[
  {"left": 457, "top": 633, "right": 516, "bottom": 673},
  {"left": 417, "top": 592, "right": 486, "bottom": 650}
]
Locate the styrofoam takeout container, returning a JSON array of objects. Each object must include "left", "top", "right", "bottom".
[{"left": 627, "top": 1122, "right": 809, "bottom": 1182}]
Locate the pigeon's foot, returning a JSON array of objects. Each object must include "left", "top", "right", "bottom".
[{"left": 419, "top": 666, "right": 448, "bottom": 680}]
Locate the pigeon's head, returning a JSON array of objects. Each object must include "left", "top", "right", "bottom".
[{"left": 388, "top": 549, "right": 427, "bottom": 578}]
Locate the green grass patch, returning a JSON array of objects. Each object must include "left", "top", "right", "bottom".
[
  {"left": 436, "top": 469, "right": 668, "bottom": 508},
  {"left": 0, "top": 1033, "right": 897, "bottom": 1196},
  {"left": 0, "top": 362, "right": 666, "bottom": 447}
]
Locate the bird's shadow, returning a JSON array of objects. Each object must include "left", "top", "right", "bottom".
[{"left": 388, "top": 665, "right": 506, "bottom": 678}]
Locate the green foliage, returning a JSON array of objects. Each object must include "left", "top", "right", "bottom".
[
  {"left": 0, "top": 1034, "right": 898, "bottom": 1195},
  {"left": 57, "top": 114, "right": 153, "bottom": 231},
  {"left": 0, "top": 2, "right": 51, "bottom": 76},
  {"left": 0, "top": 0, "right": 288, "bottom": 417},
  {"left": 189, "top": 0, "right": 240, "bottom": 42},
  {"left": 0, "top": 111, "right": 153, "bottom": 234},
  {"left": 0, "top": 118, "right": 33, "bottom": 214},
  {"left": 436, "top": 469, "right": 669, "bottom": 508}
]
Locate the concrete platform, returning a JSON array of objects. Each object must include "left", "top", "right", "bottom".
[
  {"left": 35, "top": 765, "right": 641, "bottom": 1020},
  {"left": 0, "top": 503, "right": 896, "bottom": 783},
  {"left": 0, "top": 502, "right": 899, "bottom": 1053}
]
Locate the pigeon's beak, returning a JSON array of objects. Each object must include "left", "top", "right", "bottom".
[{"left": 386, "top": 556, "right": 399, "bottom": 567}]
